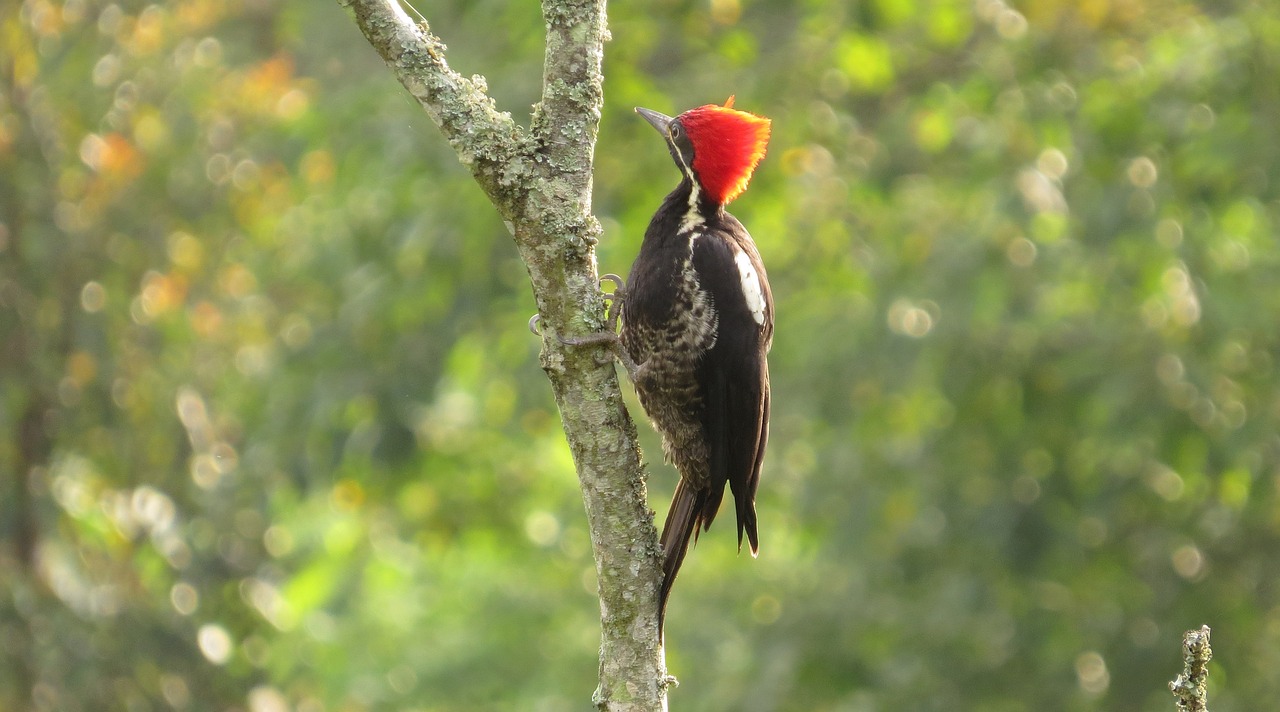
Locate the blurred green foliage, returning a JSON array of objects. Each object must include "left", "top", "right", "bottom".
[{"left": 2, "top": 0, "right": 1279, "bottom": 710}]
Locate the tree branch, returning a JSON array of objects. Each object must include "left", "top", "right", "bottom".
[
  {"left": 339, "top": 1, "right": 668, "bottom": 709},
  {"left": 1170, "top": 625, "right": 1212, "bottom": 712},
  {"left": 340, "top": 0, "right": 531, "bottom": 218}
]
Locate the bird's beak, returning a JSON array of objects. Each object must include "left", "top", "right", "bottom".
[{"left": 635, "top": 106, "right": 673, "bottom": 134}]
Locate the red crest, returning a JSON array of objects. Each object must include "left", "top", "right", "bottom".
[{"left": 679, "top": 98, "right": 772, "bottom": 205}]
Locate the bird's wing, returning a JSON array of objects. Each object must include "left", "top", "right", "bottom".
[{"left": 691, "top": 221, "right": 773, "bottom": 553}]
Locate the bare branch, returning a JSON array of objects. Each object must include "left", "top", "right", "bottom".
[
  {"left": 339, "top": 0, "right": 531, "bottom": 217},
  {"left": 1170, "top": 625, "right": 1212, "bottom": 712}
]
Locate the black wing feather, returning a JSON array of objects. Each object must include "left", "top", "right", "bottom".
[{"left": 691, "top": 217, "right": 773, "bottom": 553}]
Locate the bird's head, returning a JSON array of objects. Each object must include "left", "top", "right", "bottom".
[{"left": 636, "top": 97, "right": 771, "bottom": 206}]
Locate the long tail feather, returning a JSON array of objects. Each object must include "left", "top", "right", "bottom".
[{"left": 658, "top": 479, "right": 706, "bottom": 637}]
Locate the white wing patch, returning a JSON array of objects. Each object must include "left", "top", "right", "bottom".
[{"left": 734, "top": 247, "right": 766, "bottom": 326}]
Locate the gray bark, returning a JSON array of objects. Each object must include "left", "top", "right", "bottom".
[{"left": 338, "top": 1, "right": 669, "bottom": 709}]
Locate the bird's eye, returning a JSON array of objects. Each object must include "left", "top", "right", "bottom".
[{"left": 669, "top": 124, "right": 682, "bottom": 139}]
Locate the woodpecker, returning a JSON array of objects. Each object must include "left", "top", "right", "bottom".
[{"left": 618, "top": 98, "right": 774, "bottom": 632}]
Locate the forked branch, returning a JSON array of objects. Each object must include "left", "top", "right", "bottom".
[{"left": 338, "top": 2, "right": 667, "bottom": 710}]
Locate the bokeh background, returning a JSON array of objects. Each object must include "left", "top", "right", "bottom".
[{"left": 3, "top": 0, "right": 1279, "bottom": 709}]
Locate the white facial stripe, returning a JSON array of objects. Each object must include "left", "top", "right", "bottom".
[
  {"left": 673, "top": 146, "right": 704, "bottom": 234},
  {"left": 680, "top": 181, "right": 703, "bottom": 233},
  {"left": 734, "top": 247, "right": 766, "bottom": 326}
]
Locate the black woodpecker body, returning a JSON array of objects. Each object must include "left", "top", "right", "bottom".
[{"left": 621, "top": 100, "right": 773, "bottom": 632}]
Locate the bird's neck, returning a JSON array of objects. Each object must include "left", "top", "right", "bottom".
[{"left": 657, "top": 177, "right": 724, "bottom": 240}]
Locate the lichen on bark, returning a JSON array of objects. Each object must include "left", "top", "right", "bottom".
[{"left": 1170, "top": 625, "right": 1212, "bottom": 712}]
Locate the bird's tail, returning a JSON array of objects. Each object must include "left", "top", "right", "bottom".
[{"left": 658, "top": 478, "right": 708, "bottom": 637}]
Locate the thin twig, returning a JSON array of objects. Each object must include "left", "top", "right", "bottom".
[{"left": 1169, "top": 625, "right": 1212, "bottom": 712}]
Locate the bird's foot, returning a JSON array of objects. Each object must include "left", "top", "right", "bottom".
[
  {"left": 598, "top": 273, "right": 625, "bottom": 334},
  {"left": 527, "top": 273, "right": 624, "bottom": 340},
  {"left": 528, "top": 275, "right": 647, "bottom": 379},
  {"left": 609, "top": 339, "right": 649, "bottom": 384}
]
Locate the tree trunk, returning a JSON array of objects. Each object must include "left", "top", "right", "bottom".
[{"left": 338, "top": 1, "right": 668, "bottom": 709}]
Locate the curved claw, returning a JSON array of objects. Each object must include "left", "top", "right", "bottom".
[
  {"left": 600, "top": 273, "right": 625, "bottom": 294},
  {"left": 597, "top": 274, "right": 626, "bottom": 333},
  {"left": 528, "top": 313, "right": 543, "bottom": 336}
]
